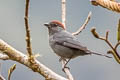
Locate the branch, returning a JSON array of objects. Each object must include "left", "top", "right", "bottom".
[
  {"left": 0, "top": 64, "right": 6, "bottom": 80},
  {"left": 61, "top": 60, "right": 74, "bottom": 80},
  {"left": 107, "top": 50, "right": 120, "bottom": 63},
  {"left": 72, "top": 11, "right": 92, "bottom": 36},
  {"left": 61, "top": 0, "right": 74, "bottom": 79},
  {"left": 61, "top": 0, "right": 66, "bottom": 29},
  {"left": 24, "top": 0, "right": 33, "bottom": 57},
  {"left": 0, "top": 39, "right": 68, "bottom": 80},
  {"left": 8, "top": 64, "right": 16, "bottom": 80},
  {"left": 91, "top": 27, "right": 120, "bottom": 64},
  {"left": 0, "top": 53, "right": 9, "bottom": 60},
  {"left": 0, "top": 75, "right": 6, "bottom": 80},
  {"left": 115, "top": 41, "right": 120, "bottom": 50},
  {"left": 91, "top": 0, "right": 120, "bottom": 13}
]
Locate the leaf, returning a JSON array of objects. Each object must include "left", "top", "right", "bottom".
[{"left": 117, "top": 19, "right": 120, "bottom": 42}]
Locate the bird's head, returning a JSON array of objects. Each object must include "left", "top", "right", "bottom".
[
  {"left": 44, "top": 20, "right": 66, "bottom": 35},
  {"left": 44, "top": 20, "right": 65, "bottom": 30}
]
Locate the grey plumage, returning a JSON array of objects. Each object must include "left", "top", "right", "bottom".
[
  {"left": 44, "top": 20, "right": 111, "bottom": 61},
  {"left": 49, "top": 30, "right": 91, "bottom": 59}
]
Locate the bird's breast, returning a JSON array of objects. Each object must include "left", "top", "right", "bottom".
[{"left": 49, "top": 37, "right": 79, "bottom": 58}]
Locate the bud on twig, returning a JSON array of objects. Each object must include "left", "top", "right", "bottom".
[
  {"left": 91, "top": 27, "right": 100, "bottom": 38},
  {"left": 106, "top": 30, "right": 109, "bottom": 40},
  {"left": 90, "top": 0, "right": 99, "bottom": 6},
  {"left": 107, "top": 50, "right": 113, "bottom": 54}
]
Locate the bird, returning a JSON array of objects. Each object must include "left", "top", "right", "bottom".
[{"left": 44, "top": 20, "right": 111, "bottom": 68}]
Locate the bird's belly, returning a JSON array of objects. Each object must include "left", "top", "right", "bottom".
[{"left": 51, "top": 44, "right": 81, "bottom": 59}]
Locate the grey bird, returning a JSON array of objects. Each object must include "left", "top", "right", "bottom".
[{"left": 44, "top": 20, "right": 111, "bottom": 67}]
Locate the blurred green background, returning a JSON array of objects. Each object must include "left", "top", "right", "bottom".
[{"left": 0, "top": 0, "right": 120, "bottom": 80}]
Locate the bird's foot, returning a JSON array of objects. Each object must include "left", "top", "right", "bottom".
[
  {"left": 62, "top": 66, "right": 70, "bottom": 72},
  {"left": 59, "top": 58, "right": 67, "bottom": 62}
]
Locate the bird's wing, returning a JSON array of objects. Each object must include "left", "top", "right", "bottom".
[
  {"left": 54, "top": 34, "right": 88, "bottom": 51},
  {"left": 63, "top": 39, "right": 88, "bottom": 51}
]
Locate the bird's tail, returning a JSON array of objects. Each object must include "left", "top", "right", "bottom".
[{"left": 91, "top": 52, "right": 112, "bottom": 58}]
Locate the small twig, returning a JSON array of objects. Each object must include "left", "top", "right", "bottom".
[
  {"left": 91, "top": 28, "right": 115, "bottom": 51},
  {"left": 24, "top": 0, "right": 33, "bottom": 57},
  {"left": 0, "top": 54, "right": 9, "bottom": 60},
  {"left": 61, "top": 0, "right": 66, "bottom": 29},
  {"left": 72, "top": 11, "right": 92, "bottom": 36},
  {"left": 101, "top": 31, "right": 116, "bottom": 52},
  {"left": 61, "top": 59, "right": 74, "bottom": 80},
  {"left": 0, "top": 63, "right": 1, "bottom": 74},
  {"left": 61, "top": 0, "right": 74, "bottom": 79},
  {"left": 115, "top": 41, "right": 120, "bottom": 51},
  {"left": 91, "top": 0, "right": 120, "bottom": 13},
  {"left": 8, "top": 64, "right": 16, "bottom": 80},
  {"left": 106, "top": 31, "right": 109, "bottom": 40},
  {"left": 104, "top": 31, "right": 116, "bottom": 53},
  {"left": 91, "top": 28, "right": 120, "bottom": 63},
  {"left": 0, "top": 75, "right": 6, "bottom": 80},
  {"left": 0, "top": 64, "right": 5, "bottom": 80},
  {"left": 108, "top": 50, "right": 120, "bottom": 63}
]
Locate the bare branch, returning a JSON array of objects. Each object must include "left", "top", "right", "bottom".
[
  {"left": 0, "top": 64, "right": 6, "bottom": 80},
  {"left": 91, "top": 28, "right": 114, "bottom": 50},
  {"left": 115, "top": 41, "right": 120, "bottom": 50},
  {"left": 61, "top": 0, "right": 74, "bottom": 79},
  {"left": 107, "top": 50, "right": 120, "bottom": 63},
  {"left": 104, "top": 31, "right": 115, "bottom": 52},
  {"left": 24, "top": 0, "right": 33, "bottom": 57},
  {"left": 0, "top": 53, "right": 9, "bottom": 60},
  {"left": 61, "top": 60, "right": 74, "bottom": 80},
  {"left": 0, "top": 74, "right": 6, "bottom": 80},
  {"left": 91, "top": 28, "right": 120, "bottom": 64},
  {"left": 72, "top": 11, "right": 92, "bottom": 36},
  {"left": 61, "top": 0, "right": 66, "bottom": 29},
  {"left": 91, "top": 0, "right": 120, "bottom": 13},
  {"left": 106, "top": 31, "right": 109, "bottom": 40},
  {"left": 8, "top": 64, "right": 16, "bottom": 80},
  {"left": 0, "top": 63, "right": 1, "bottom": 74},
  {"left": 0, "top": 39, "right": 68, "bottom": 80}
]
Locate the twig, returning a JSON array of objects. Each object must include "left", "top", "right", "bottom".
[
  {"left": 0, "top": 65, "right": 5, "bottom": 80},
  {"left": 61, "top": 0, "right": 73, "bottom": 79},
  {"left": 61, "top": 60, "right": 74, "bottom": 80},
  {"left": 61, "top": 0, "right": 66, "bottom": 29},
  {"left": 106, "top": 30, "right": 109, "bottom": 40},
  {"left": 115, "top": 41, "right": 120, "bottom": 50},
  {"left": 91, "top": 28, "right": 115, "bottom": 51},
  {"left": 91, "top": 0, "right": 120, "bottom": 13},
  {"left": 61, "top": 0, "right": 74, "bottom": 79},
  {"left": 8, "top": 64, "right": 16, "bottom": 80},
  {"left": 0, "top": 75, "right": 6, "bottom": 80},
  {"left": 108, "top": 50, "right": 120, "bottom": 63},
  {"left": 0, "top": 63, "right": 1, "bottom": 74},
  {"left": 72, "top": 11, "right": 92, "bottom": 36},
  {"left": 24, "top": 0, "right": 33, "bottom": 57},
  {"left": 0, "top": 39, "right": 68, "bottom": 80},
  {"left": 91, "top": 28, "right": 120, "bottom": 64}
]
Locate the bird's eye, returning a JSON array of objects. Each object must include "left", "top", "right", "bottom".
[{"left": 52, "top": 24, "right": 58, "bottom": 27}]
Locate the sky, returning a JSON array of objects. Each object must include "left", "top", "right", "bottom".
[{"left": 0, "top": 0, "right": 120, "bottom": 80}]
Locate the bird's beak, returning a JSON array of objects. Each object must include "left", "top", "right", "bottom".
[{"left": 44, "top": 23, "right": 50, "bottom": 27}]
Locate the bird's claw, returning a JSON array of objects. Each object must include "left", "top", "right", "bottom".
[{"left": 62, "top": 66, "right": 70, "bottom": 72}]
